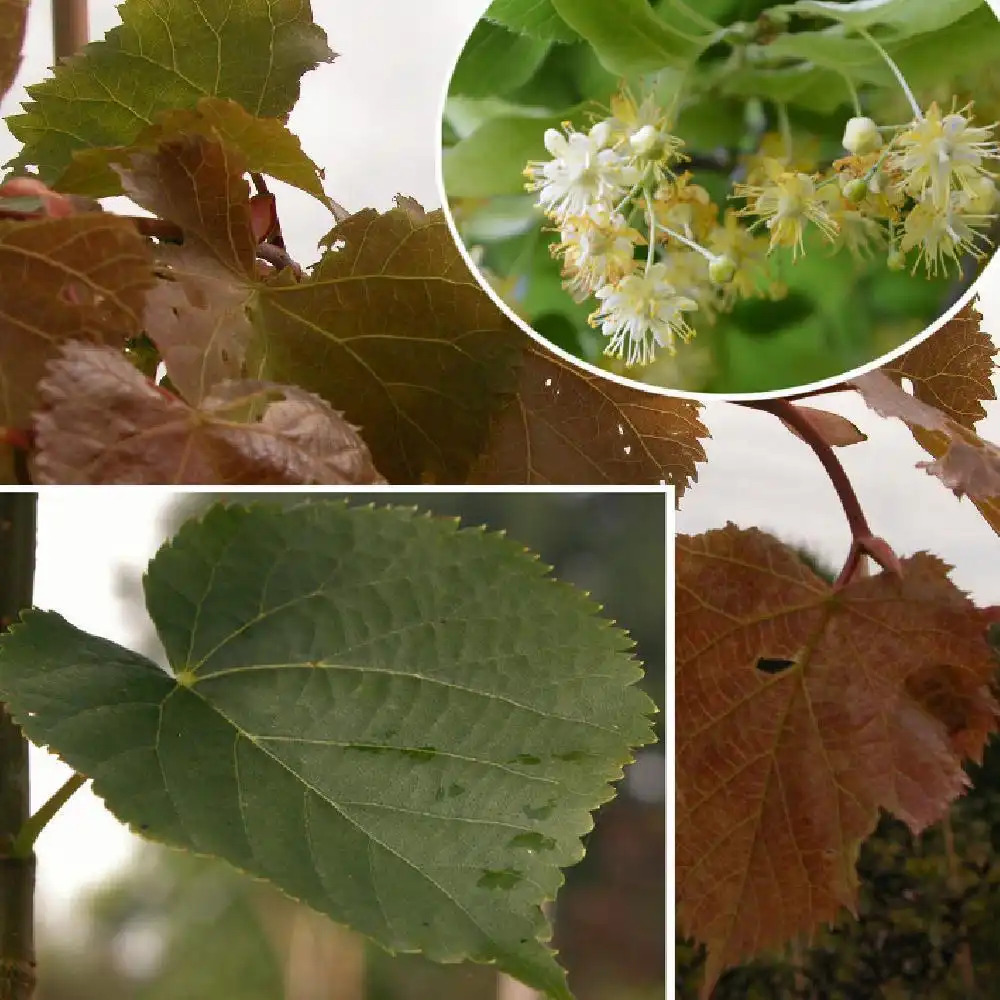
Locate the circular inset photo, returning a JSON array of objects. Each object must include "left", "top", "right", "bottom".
[{"left": 440, "top": 0, "right": 1000, "bottom": 396}]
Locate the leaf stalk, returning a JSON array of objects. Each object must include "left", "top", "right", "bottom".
[{"left": 11, "top": 774, "right": 87, "bottom": 860}]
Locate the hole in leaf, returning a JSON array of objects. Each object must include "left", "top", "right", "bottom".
[
  {"left": 755, "top": 657, "right": 795, "bottom": 674},
  {"left": 901, "top": 377, "right": 915, "bottom": 395}
]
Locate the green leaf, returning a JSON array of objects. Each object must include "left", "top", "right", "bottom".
[
  {"left": 549, "top": 0, "right": 709, "bottom": 74},
  {"left": 443, "top": 108, "right": 588, "bottom": 198},
  {"left": 776, "top": 0, "right": 983, "bottom": 36},
  {"left": 0, "top": 0, "right": 28, "bottom": 102},
  {"left": 4, "top": 0, "right": 333, "bottom": 186},
  {"left": 716, "top": 3, "right": 1000, "bottom": 112},
  {"left": 451, "top": 21, "right": 552, "bottom": 99},
  {"left": 485, "top": 0, "right": 581, "bottom": 42},
  {"left": 57, "top": 98, "right": 331, "bottom": 209},
  {"left": 0, "top": 501, "right": 655, "bottom": 998},
  {"left": 0, "top": 195, "right": 44, "bottom": 215}
]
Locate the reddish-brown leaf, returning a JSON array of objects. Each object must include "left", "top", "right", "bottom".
[
  {"left": 852, "top": 370, "right": 1000, "bottom": 499},
  {"left": 32, "top": 343, "right": 385, "bottom": 485},
  {"left": 883, "top": 303, "right": 995, "bottom": 429},
  {"left": 115, "top": 132, "right": 260, "bottom": 404},
  {"left": 250, "top": 197, "right": 522, "bottom": 483},
  {"left": 780, "top": 404, "right": 867, "bottom": 448},
  {"left": 676, "top": 525, "right": 998, "bottom": 996},
  {"left": 0, "top": 213, "right": 156, "bottom": 473},
  {"left": 469, "top": 344, "right": 708, "bottom": 490},
  {"left": 877, "top": 304, "right": 1000, "bottom": 539},
  {"left": 117, "top": 132, "right": 258, "bottom": 276},
  {"left": 0, "top": 0, "right": 27, "bottom": 101}
]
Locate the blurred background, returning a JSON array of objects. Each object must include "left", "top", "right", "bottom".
[{"left": 28, "top": 490, "right": 666, "bottom": 1000}]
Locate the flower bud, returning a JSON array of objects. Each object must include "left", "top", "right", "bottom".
[
  {"left": 964, "top": 176, "right": 999, "bottom": 214},
  {"left": 590, "top": 120, "right": 613, "bottom": 149},
  {"left": 708, "top": 254, "right": 737, "bottom": 284},
  {"left": 886, "top": 248, "right": 907, "bottom": 271},
  {"left": 842, "top": 116, "right": 883, "bottom": 155},
  {"left": 630, "top": 124, "right": 659, "bottom": 156},
  {"left": 842, "top": 177, "right": 869, "bottom": 204}
]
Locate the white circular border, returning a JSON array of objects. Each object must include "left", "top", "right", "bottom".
[{"left": 435, "top": 0, "right": 1000, "bottom": 403}]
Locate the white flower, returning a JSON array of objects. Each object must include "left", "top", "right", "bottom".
[
  {"left": 555, "top": 208, "right": 639, "bottom": 302},
  {"left": 590, "top": 263, "right": 698, "bottom": 366},
  {"left": 524, "top": 122, "right": 639, "bottom": 221},
  {"left": 900, "top": 188, "right": 993, "bottom": 275},
  {"left": 889, "top": 102, "right": 1000, "bottom": 207}
]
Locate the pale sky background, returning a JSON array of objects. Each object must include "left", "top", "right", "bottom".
[{"left": 1, "top": 0, "right": 1000, "bottom": 941}]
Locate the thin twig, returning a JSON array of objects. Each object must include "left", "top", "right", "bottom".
[
  {"left": 742, "top": 398, "right": 881, "bottom": 588},
  {"left": 744, "top": 398, "right": 871, "bottom": 539}
]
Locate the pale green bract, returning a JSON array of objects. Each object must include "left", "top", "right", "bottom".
[{"left": 0, "top": 501, "right": 655, "bottom": 999}]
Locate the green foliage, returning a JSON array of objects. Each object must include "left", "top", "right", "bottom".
[
  {"left": 450, "top": 22, "right": 552, "bottom": 100},
  {"left": 4, "top": 0, "right": 333, "bottom": 188},
  {"left": 441, "top": 0, "right": 1000, "bottom": 393},
  {"left": 0, "top": 501, "right": 655, "bottom": 998},
  {"left": 549, "top": 0, "right": 710, "bottom": 74},
  {"left": 485, "top": 0, "right": 582, "bottom": 43}
]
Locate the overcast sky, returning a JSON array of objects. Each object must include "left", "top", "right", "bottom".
[{"left": 3, "top": 0, "right": 1000, "bottom": 938}]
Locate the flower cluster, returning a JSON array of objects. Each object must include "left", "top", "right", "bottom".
[
  {"left": 524, "top": 93, "right": 771, "bottom": 368},
  {"left": 735, "top": 101, "right": 1000, "bottom": 279},
  {"left": 523, "top": 64, "right": 1000, "bottom": 371}
]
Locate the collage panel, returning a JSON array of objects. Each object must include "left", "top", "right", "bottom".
[
  {"left": 442, "top": 0, "right": 1000, "bottom": 396},
  {"left": 0, "top": 486, "right": 668, "bottom": 1000},
  {"left": 5, "top": 1, "right": 1000, "bottom": 1000}
]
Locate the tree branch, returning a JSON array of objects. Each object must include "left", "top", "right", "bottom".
[
  {"left": 0, "top": 495, "right": 37, "bottom": 1000},
  {"left": 51, "top": 0, "right": 88, "bottom": 63},
  {"left": 742, "top": 399, "right": 901, "bottom": 588}
]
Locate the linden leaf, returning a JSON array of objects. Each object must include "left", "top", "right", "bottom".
[
  {"left": 883, "top": 303, "right": 996, "bottom": 429},
  {"left": 0, "top": 501, "right": 655, "bottom": 996},
  {"left": 115, "top": 131, "right": 260, "bottom": 403},
  {"left": 249, "top": 197, "right": 523, "bottom": 483},
  {"left": 879, "top": 304, "right": 1000, "bottom": 538},
  {"left": 32, "top": 343, "right": 384, "bottom": 485},
  {"left": 0, "top": 0, "right": 28, "bottom": 101},
  {"left": 4, "top": 0, "right": 334, "bottom": 186},
  {"left": 676, "top": 525, "right": 998, "bottom": 996},
  {"left": 0, "top": 214, "right": 155, "bottom": 433},
  {"left": 469, "top": 344, "right": 707, "bottom": 491},
  {"left": 852, "top": 371, "right": 1000, "bottom": 500},
  {"left": 484, "top": 0, "right": 581, "bottom": 42},
  {"left": 58, "top": 98, "right": 332, "bottom": 209},
  {"left": 777, "top": 0, "right": 982, "bottom": 35},
  {"left": 112, "top": 136, "right": 520, "bottom": 477},
  {"left": 549, "top": 0, "right": 708, "bottom": 73}
]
